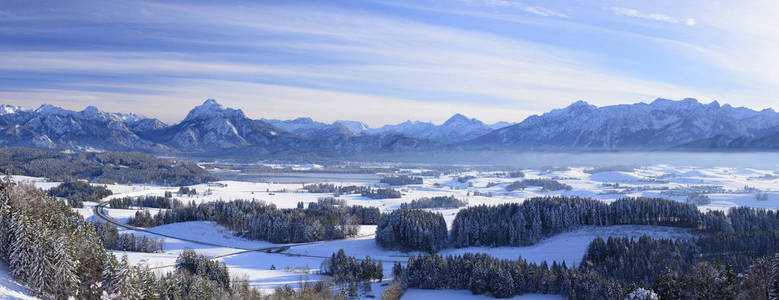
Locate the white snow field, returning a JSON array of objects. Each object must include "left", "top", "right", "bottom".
[
  {"left": 0, "top": 261, "right": 38, "bottom": 300},
  {"left": 4, "top": 163, "right": 779, "bottom": 297}
]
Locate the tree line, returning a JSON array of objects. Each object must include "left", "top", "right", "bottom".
[
  {"left": 108, "top": 194, "right": 183, "bottom": 209},
  {"left": 505, "top": 178, "right": 573, "bottom": 192},
  {"left": 48, "top": 180, "right": 113, "bottom": 208},
  {"left": 376, "top": 208, "right": 448, "bottom": 252},
  {"left": 0, "top": 147, "right": 217, "bottom": 186},
  {"left": 129, "top": 198, "right": 381, "bottom": 243},
  {"left": 400, "top": 195, "right": 468, "bottom": 209},
  {"left": 380, "top": 175, "right": 423, "bottom": 186},
  {"left": 398, "top": 252, "right": 627, "bottom": 299},
  {"left": 320, "top": 249, "right": 383, "bottom": 283},
  {"left": 303, "top": 183, "right": 402, "bottom": 199},
  {"left": 93, "top": 221, "right": 165, "bottom": 253},
  {"left": 581, "top": 231, "right": 779, "bottom": 286},
  {"left": 450, "top": 196, "right": 779, "bottom": 248}
]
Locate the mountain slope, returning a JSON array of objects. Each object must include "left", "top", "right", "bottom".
[{"left": 470, "top": 98, "right": 779, "bottom": 150}]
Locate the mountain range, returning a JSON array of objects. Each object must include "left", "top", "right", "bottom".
[{"left": 0, "top": 98, "right": 776, "bottom": 157}]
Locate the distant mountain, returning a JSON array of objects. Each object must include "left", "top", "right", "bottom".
[
  {"left": 0, "top": 104, "right": 167, "bottom": 151},
  {"left": 1, "top": 97, "right": 776, "bottom": 156},
  {"left": 369, "top": 113, "right": 493, "bottom": 143},
  {"left": 141, "top": 99, "right": 301, "bottom": 152},
  {"left": 470, "top": 98, "right": 779, "bottom": 150}
]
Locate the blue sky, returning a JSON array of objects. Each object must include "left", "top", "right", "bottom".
[{"left": 1, "top": 0, "right": 777, "bottom": 126}]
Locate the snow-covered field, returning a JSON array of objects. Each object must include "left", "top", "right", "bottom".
[{"left": 5, "top": 163, "right": 779, "bottom": 298}]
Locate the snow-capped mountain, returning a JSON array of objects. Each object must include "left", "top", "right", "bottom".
[
  {"left": 0, "top": 104, "right": 167, "bottom": 151},
  {"left": 369, "top": 113, "right": 493, "bottom": 143},
  {"left": 141, "top": 99, "right": 299, "bottom": 151},
  {"left": 1, "top": 97, "right": 777, "bottom": 155},
  {"left": 470, "top": 98, "right": 779, "bottom": 150}
]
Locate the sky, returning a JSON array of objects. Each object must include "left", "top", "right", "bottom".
[{"left": 0, "top": 0, "right": 778, "bottom": 126}]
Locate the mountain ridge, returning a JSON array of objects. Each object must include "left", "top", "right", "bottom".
[{"left": 0, "top": 98, "right": 776, "bottom": 156}]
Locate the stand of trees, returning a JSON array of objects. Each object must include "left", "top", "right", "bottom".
[
  {"left": 48, "top": 180, "right": 113, "bottom": 208},
  {"left": 581, "top": 231, "right": 779, "bottom": 286},
  {"left": 399, "top": 253, "right": 627, "bottom": 299},
  {"left": 0, "top": 147, "right": 217, "bottom": 186},
  {"left": 505, "top": 179, "right": 572, "bottom": 192},
  {"left": 376, "top": 209, "right": 447, "bottom": 252},
  {"left": 303, "top": 183, "right": 402, "bottom": 199},
  {"left": 400, "top": 196, "right": 468, "bottom": 209},
  {"left": 108, "top": 195, "right": 183, "bottom": 209},
  {"left": 93, "top": 222, "right": 165, "bottom": 253},
  {"left": 0, "top": 178, "right": 260, "bottom": 299},
  {"left": 129, "top": 198, "right": 380, "bottom": 243},
  {"left": 450, "top": 196, "right": 779, "bottom": 248},
  {"left": 380, "top": 175, "right": 423, "bottom": 186},
  {"left": 320, "top": 249, "right": 383, "bottom": 283}
]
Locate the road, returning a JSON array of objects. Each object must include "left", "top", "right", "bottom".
[{"left": 91, "top": 198, "right": 402, "bottom": 269}]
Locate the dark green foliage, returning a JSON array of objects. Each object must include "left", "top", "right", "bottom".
[
  {"left": 505, "top": 180, "right": 528, "bottom": 191},
  {"left": 360, "top": 187, "right": 401, "bottom": 199},
  {"left": 108, "top": 195, "right": 183, "bottom": 209},
  {"left": 375, "top": 209, "right": 447, "bottom": 252},
  {"left": 506, "top": 178, "right": 574, "bottom": 192},
  {"left": 451, "top": 196, "right": 779, "bottom": 248},
  {"left": 321, "top": 249, "right": 383, "bottom": 283},
  {"left": 456, "top": 175, "right": 476, "bottom": 183},
  {"left": 47, "top": 180, "right": 112, "bottom": 208},
  {"left": 0, "top": 147, "right": 217, "bottom": 186},
  {"left": 582, "top": 232, "right": 779, "bottom": 286},
  {"left": 401, "top": 253, "right": 628, "bottom": 299},
  {"left": 92, "top": 222, "right": 164, "bottom": 252},
  {"left": 303, "top": 183, "right": 401, "bottom": 199},
  {"left": 380, "top": 175, "right": 423, "bottom": 186},
  {"left": 400, "top": 196, "right": 468, "bottom": 209},
  {"left": 177, "top": 186, "right": 197, "bottom": 196},
  {"left": 130, "top": 199, "right": 369, "bottom": 243},
  {"left": 175, "top": 248, "right": 231, "bottom": 289}
]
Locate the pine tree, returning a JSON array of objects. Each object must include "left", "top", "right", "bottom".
[
  {"left": 52, "top": 234, "right": 80, "bottom": 299},
  {"left": 9, "top": 213, "right": 32, "bottom": 283},
  {"left": 28, "top": 222, "right": 54, "bottom": 296},
  {"left": 771, "top": 253, "right": 779, "bottom": 300}
]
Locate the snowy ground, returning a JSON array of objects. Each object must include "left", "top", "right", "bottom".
[
  {"left": 0, "top": 261, "right": 38, "bottom": 300},
  {"left": 4, "top": 163, "right": 779, "bottom": 298}
]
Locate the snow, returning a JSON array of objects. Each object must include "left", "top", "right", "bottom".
[
  {"left": 439, "top": 225, "right": 695, "bottom": 265},
  {"left": 0, "top": 261, "right": 38, "bottom": 300},
  {"left": 6, "top": 161, "right": 779, "bottom": 297}
]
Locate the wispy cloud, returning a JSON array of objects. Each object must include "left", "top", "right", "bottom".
[{"left": 610, "top": 7, "right": 695, "bottom": 26}]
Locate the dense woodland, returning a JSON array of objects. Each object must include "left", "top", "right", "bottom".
[
  {"left": 450, "top": 196, "right": 779, "bottom": 248},
  {"left": 396, "top": 251, "right": 779, "bottom": 299},
  {"left": 47, "top": 180, "right": 113, "bottom": 208},
  {"left": 129, "top": 198, "right": 380, "bottom": 243},
  {"left": 505, "top": 179, "right": 573, "bottom": 192},
  {"left": 380, "top": 175, "right": 423, "bottom": 186},
  {"left": 0, "top": 147, "right": 217, "bottom": 185},
  {"left": 582, "top": 231, "right": 779, "bottom": 285},
  {"left": 109, "top": 194, "right": 183, "bottom": 209},
  {"left": 0, "top": 178, "right": 262, "bottom": 299},
  {"left": 303, "top": 183, "right": 402, "bottom": 199},
  {"left": 93, "top": 222, "right": 165, "bottom": 253},
  {"left": 400, "top": 195, "right": 468, "bottom": 209},
  {"left": 320, "top": 249, "right": 383, "bottom": 283},
  {"left": 375, "top": 208, "right": 448, "bottom": 252}
]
